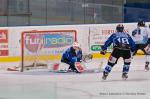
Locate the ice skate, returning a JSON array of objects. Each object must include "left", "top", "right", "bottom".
[
  {"left": 122, "top": 73, "right": 128, "bottom": 80},
  {"left": 102, "top": 71, "right": 108, "bottom": 80},
  {"left": 145, "top": 65, "right": 149, "bottom": 71}
]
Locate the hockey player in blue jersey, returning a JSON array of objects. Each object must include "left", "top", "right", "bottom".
[
  {"left": 61, "top": 42, "right": 83, "bottom": 73},
  {"left": 100, "top": 24, "right": 136, "bottom": 80}
]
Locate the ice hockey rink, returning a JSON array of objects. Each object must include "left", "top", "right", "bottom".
[{"left": 0, "top": 55, "right": 150, "bottom": 99}]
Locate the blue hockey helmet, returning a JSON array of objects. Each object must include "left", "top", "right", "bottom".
[{"left": 116, "top": 24, "right": 124, "bottom": 32}]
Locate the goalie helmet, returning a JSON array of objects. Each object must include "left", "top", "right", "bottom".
[
  {"left": 116, "top": 24, "right": 124, "bottom": 32},
  {"left": 72, "top": 42, "right": 81, "bottom": 48}
]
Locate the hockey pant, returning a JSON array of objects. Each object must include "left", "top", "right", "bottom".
[{"left": 104, "top": 48, "right": 131, "bottom": 74}]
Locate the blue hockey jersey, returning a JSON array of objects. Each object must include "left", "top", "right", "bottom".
[
  {"left": 101, "top": 32, "right": 136, "bottom": 52},
  {"left": 61, "top": 47, "right": 82, "bottom": 64}
]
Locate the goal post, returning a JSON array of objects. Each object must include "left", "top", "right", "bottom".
[{"left": 20, "top": 30, "right": 77, "bottom": 72}]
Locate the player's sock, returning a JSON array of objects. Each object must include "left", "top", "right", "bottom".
[
  {"left": 122, "top": 73, "right": 128, "bottom": 80},
  {"left": 122, "top": 65, "right": 130, "bottom": 80},
  {"left": 123, "top": 65, "right": 129, "bottom": 73},
  {"left": 102, "top": 65, "right": 112, "bottom": 80},
  {"left": 104, "top": 65, "right": 112, "bottom": 73}
]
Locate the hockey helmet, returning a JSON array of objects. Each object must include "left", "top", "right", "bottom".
[
  {"left": 116, "top": 24, "right": 124, "bottom": 32},
  {"left": 72, "top": 42, "right": 81, "bottom": 48},
  {"left": 137, "top": 20, "right": 145, "bottom": 27}
]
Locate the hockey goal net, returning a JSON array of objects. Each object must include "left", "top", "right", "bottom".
[{"left": 20, "top": 30, "right": 77, "bottom": 72}]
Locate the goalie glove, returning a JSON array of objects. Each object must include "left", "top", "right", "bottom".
[
  {"left": 82, "top": 54, "right": 93, "bottom": 63},
  {"left": 100, "top": 50, "right": 106, "bottom": 55},
  {"left": 87, "top": 54, "right": 93, "bottom": 60}
]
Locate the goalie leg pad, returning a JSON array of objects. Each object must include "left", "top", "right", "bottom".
[
  {"left": 48, "top": 62, "right": 69, "bottom": 72},
  {"left": 75, "top": 62, "right": 85, "bottom": 73},
  {"left": 58, "top": 63, "right": 70, "bottom": 71},
  {"left": 48, "top": 63, "right": 59, "bottom": 71}
]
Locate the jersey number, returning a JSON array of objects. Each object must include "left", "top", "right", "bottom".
[{"left": 117, "top": 38, "right": 129, "bottom": 44}]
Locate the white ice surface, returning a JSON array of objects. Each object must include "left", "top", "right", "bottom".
[{"left": 0, "top": 56, "right": 150, "bottom": 99}]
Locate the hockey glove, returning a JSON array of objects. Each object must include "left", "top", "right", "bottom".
[
  {"left": 132, "top": 30, "right": 137, "bottom": 37},
  {"left": 100, "top": 50, "right": 106, "bottom": 55},
  {"left": 147, "top": 38, "right": 150, "bottom": 44},
  {"left": 144, "top": 44, "right": 150, "bottom": 54}
]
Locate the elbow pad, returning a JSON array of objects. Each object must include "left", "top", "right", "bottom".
[{"left": 132, "top": 30, "right": 137, "bottom": 36}]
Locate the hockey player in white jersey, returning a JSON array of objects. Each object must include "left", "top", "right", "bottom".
[
  {"left": 144, "top": 25, "right": 150, "bottom": 71},
  {"left": 132, "top": 20, "right": 148, "bottom": 55},
  {"left": 144, "top": 44, "right": 150, "bottom": 71},
  {"left": 132, "top": 20, "right": 150, "bottom": 71}
]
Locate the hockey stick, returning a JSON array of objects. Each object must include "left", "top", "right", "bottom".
[
  {"left": 98, "top": 51, "right": 108, "bottom": 72},
  {"left": 99, "top": 56, "right": 105, "bottom": 70}
]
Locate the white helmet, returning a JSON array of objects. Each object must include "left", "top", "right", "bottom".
[{"left": 72, "top": 42, "right": 81, "bottom": 48}]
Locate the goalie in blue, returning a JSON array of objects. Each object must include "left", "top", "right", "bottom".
[
  {"left": 61, "top": 42, "right": 82, "bottom": 73},
  {"left": 100, "top": 24, "right": 136, "bottom": 80}
]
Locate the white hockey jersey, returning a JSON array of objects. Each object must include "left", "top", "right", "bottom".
[
  {"left": 144, "top": 28, "right": 150, "bottom": 54},
  {"left": 132, "top": 27, "right": 150, "bottom": 44}
]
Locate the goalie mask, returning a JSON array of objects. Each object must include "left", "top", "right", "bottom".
[{"left": 73, "top": 42, "right": 81, "bottom": 48}]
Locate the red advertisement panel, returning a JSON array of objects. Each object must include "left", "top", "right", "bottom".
[{"left": 0, "top": 30, "right": 8, "bottom": 56}]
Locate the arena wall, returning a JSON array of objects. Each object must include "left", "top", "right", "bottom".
[{"left": 0, "top": 22, "right": 149, "bottom": 69}]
